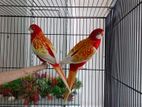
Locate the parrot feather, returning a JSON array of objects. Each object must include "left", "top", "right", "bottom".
[
  {"left": 62, "top": 28, "right": 104, "bottom": 102},
  {"left": 29, "top": 24, "right": 71, "bottom": 92}
]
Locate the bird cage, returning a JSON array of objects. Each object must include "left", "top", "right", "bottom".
[{"left": 0, "top": 0, "right": 141, "bottom": 107}]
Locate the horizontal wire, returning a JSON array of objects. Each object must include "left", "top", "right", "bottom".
[
  {"left": 0, "top": 32, "right": 90, "bottom": 36},
  {"left": 0, "top": 32, "right": 106, "bottom": 37},
  {"left": 0, "top": 67, "right": 105, "bottom": 72},
  {"left": 30, "top": 9, "right": 59, "bottom": 11},
  {"left": 0, "top": 15, "right": 106, "bottom": 19},
  {"left": 0, "top": 5, "right": 113, "bottom": 9}
]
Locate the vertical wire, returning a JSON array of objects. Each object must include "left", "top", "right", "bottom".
[
  {"left": 77, "top": 22, "right": 80, "bottom": 105},
  {"left": 77, "top": 18, "right": 80, "bottom": 106},
  {"left": 90, "top": 19, "right": 93, "bottom": 107},
  {"left": 136, "top": 4, "right": 139, "bottom": 106},
  {"left": 9, "top": 17, "right": 13, "bottom": 71},
  {"left": 88, "top": 19, "right": 94, "bottom": 105},
  {"left": 87, "top": 19, "right": 89, "bottom": 106},
  {"left": 13, "top": 18, "right": 16, "bottom": 70},
  {"left": 128, "top": 9, "right": 130, "bottom": 107},
  {"left": 95, "top": 19, "right": 99, "bottom": 105},
  {"left": 94, "top": 19, "right": 97, "bottom": 107},
  {"left": 22, "top": 17, "right": 25, "bottom": 68},
  {"left": 38, "top": 18, "right": 40, "bottom": 66},
  {"left": 30, "top": 0, "right": 35, "bottom": 67},
  {"left": 2, "top": 17, "right": 6, "bottom": 71},
  {"left": 101, "top": 19, "right": 103, "bottom": 107},
  {"left": 138, "top": 3, "right": 141, "bottom": 107},
  {"left": 72, "top": 18, "right": 74, "bottom": 106},
  {"left": 64, "top": 0, "right": 68, "bottom": 76},
  {"left": 62, "top": 0, "right": 68, "bottom": 106},
  {"left": 85, "top": 18, "right": 88, "bottom": 107},
  {"left": 19, "top": 17, "right": 23, "bottom": 68},
  {"left": 102, "top": 19, "right": 105, "bottom": 107},
  {"left": 98, "top": 19, "right": 101, "bottom": 107},
  {"left": 119, "top": 8, "right": 122, "bottom": 107},
  {"left": 65, "top": 1, "right": 68, "bottom": 106},
  {"left": 0, "top": 17, "right": 3, "bottom": 72},
  {"left": 6, "top": 17, "right": 9, "bottom": 72},
  {"left": 129, "top": 3, "right": 132, "bottom": 106},
  {"left": 100, "top": 19, "right": 103, "bottom": 107},
  {"left": 134, "top": 4, "right": 137, "bottom": 107},
  {"left": 0, "top": 15, "right": 2, "bottom": 73},
  {"left": 132, "top": 5, "right": 134, "bottom": 107},
  {"left": 136, "top": 5, "right": 139, "bottom": 106},
  {"left": 16, "top": 17, "right": 19, "bottom": 69},
  {"left": 50, "top": 17, "right": 55, "bottom": 105},
  {"left": 80, "top": 19, "right": 83, "bottom": 107}
]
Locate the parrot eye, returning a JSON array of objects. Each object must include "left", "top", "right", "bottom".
[
  {"left": 29, "top": 26, "right": 34, "bottom": 33},
  {"left": 30, "top": 25, "right": 36, "bottom": 30},
  {"left": 31, "top": 27, "right": 35, "bottom": 30}
]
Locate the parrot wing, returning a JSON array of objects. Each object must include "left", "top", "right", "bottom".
[
  {"left": 44, "top": 36, "right": 56, "bottom": 57},
  {"left": 61, "top": 38, "right": 96, "bottom": 64},
  {"left": 31, "top": 36, "right": 56, "bottom": 64},
  {"left": 68, "top": 38, "right": 88, "bottom": 56},
  {"left": 69, "top": 44, "right": 96, "bottom": 63}
]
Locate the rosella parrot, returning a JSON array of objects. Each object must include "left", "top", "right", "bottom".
[
  {"left": 29, "top": 24, "right": 71, "bottom": 92},
  {"left": 60, "top": 28, "right": 104, "bottom": 101}
]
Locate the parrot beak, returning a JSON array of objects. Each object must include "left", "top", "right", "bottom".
[
  {"left": 101, "top": 31, "right": 104, "bottom": 36},
  {"left": 29, "top": 27, "right": 33, "bottom": 33}
]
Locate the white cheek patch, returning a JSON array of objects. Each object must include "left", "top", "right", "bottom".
[
  {"left": 96, "top": 34, "right": 102, "bottom": 39},
  {"left": 29, "top": 29, "right": 33, "bottom": 33}
]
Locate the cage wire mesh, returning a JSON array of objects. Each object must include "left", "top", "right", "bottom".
[
  {"left": 105, "top": 0, "right": 142, "bottom": 107},
  {"left": 0, "top": 0, "right": 141, "bottom": 107}
]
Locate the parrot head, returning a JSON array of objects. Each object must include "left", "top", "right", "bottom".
[
  {"left": 29, "top": 24, "right": 42, "bottom": 34},
  {"left": 89, "top": 28, "right": 104, "bottom": 40}
]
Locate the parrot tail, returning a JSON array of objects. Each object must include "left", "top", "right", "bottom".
[
  {"left": 52, "top": 64, "right": 71, "bottom": 93},
  {"left": 64, "top": 67, "right": 77, "bottom": 102}
]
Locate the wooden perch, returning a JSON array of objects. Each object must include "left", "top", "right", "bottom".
[{"left": 0, "top": 64, "right": 48, "bottom": 85}]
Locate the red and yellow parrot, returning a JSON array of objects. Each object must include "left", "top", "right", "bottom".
[
  {"left": 60, "top": 28, "right": 104, "bottom": 101},
  {"left": 29, "top": 24, "right": 71, "bottom": 92}
]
